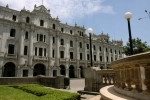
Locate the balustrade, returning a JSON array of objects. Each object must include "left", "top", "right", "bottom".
[{"left": 111, "top": 52, "right": 150, "bottom": 94}]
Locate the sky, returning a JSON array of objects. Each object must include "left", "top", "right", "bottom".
[{"left": 0, "top": 0, "right": 150, "bottom": 46}]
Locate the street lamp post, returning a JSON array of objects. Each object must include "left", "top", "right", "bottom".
[
  {"left": 87, "top": 28, "right": 93, "bottom": 67},
  {"left": 124, "top": 12, "right": 133, "bottom": 55}
]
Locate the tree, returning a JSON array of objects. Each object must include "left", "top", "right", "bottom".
[{"left": 124, "top": 38, "right": 150, "bottom": 55}]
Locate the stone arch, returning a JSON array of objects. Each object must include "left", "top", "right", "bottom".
[
  {"left": 59, "top": 65, "right": 66, "bottom": 76},
  {"left": 33, "top": 63, "right": 46, "bottom": 76},
  {"left": 3, "top": 62, "right": 16, "bottom": 77},
  {"left": 69, "top": 65, "right": 75, "bottom": 78},
  {"left": 79, "top": 66, "right": 84, "bottom": 78}
]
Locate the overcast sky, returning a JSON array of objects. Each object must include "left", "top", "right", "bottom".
[{"left": 0, "top": 0, "right": 150, "bottom": 45}]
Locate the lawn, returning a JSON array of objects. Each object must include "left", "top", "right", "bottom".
[{"left": 0, "top": 84, "right": 80, "bottom": 100}]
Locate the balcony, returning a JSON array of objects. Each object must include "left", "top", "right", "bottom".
[
  {"left": 33, "top": 56, "right": 48, "bottom": 61},
  {"left": 5, "top": 53, "right": 17, "bottom": 59},
  {"left": 0, "top": 52, "right": 5, "bottom": 57},
  {"left": 93, "top": 61, "right": 99, "bottom": 64},
  {"left": 59, "top": 58, "right": 66, "bottom": 62},
  {"left": 69, "top": 59, "right": 76, "bottom": 63},
  {"left": 79, "top": 60, "right": 85, "bottom": 63}
]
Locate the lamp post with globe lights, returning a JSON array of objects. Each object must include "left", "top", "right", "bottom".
[
  {"left": 87, "top": 28, "right": 93, "bottom": 67},
  {"left": 124, "top": 12, "right": 133, "bottom": 55},
  {"left": 139, "top": 10, "right": 150, "bottom": 20}
]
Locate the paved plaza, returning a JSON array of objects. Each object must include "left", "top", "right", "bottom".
[{"left": 65, "top": 79, "right": 100, "bottom": 100}]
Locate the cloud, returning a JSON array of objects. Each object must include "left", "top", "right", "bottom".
[{"left": 0, "top": 0, "right": 115, "bottom": 23}]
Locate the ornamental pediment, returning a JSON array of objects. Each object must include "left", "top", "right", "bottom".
[
  {"left": 33, "top": 5, "right": 50, "bottom": 15},
  {"left": 33, "top": 41, "right": 48, "bottom": 47}
]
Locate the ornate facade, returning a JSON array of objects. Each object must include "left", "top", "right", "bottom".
[{"left": 0, "top": 4, "right": 123, "bottom": 78}]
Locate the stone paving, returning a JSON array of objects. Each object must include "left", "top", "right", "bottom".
[{"left": 68, "top": 79, "right": 101, "bottom": 100}]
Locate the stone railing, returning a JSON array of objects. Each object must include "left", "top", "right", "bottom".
[
  {"left": 33, "top": 56, "right": 48, "bottom": 61},
  {"left": 84, "top": 67, "right": 115, "bottom": 92},
  {"left": 5, "top": 53, "right": 17, "bottom": 59},
  {"left": 110, "top": 52, "right": 150, "bottom": 100}
]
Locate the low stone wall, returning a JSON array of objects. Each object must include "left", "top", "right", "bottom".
[
  {"left": 0, "top": 77, "right": 38, "bottom": 85},
  {"left": 0, "top": 75, "right": 65, "bottom": 89}
]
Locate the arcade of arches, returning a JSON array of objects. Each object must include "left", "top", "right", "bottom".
[
  {"left": 1, "top": 62, "right": 84, "bottom": 78},
  {"left": 59, "top": 65, "right": 84, "bottom": 78}
]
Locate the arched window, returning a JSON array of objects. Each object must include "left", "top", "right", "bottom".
[
  {"left": 25, "top": 31, "right": 28, "bottom": 39},
  {"left": 10, "top": 29, "right": 16, "bottom": 37},
  {"left": 60, "top": 39, "right": 64, "bottom": 45},
  {"left": 70, "top": 41, "right": 73, "bottom": 47},
  {"left": 26, "top": 17, "right": 30, "bottom": 23}
]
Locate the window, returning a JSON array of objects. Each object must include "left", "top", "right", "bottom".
[
  {"left": 106, "top": 48, "right": 108, "bottom": 52},
  {"left": 70, "top": 30, "right": 72, "bottom": 34},
  {"left": 60, "top": 51, "right": 64, "bottom": 58},
  {"left": 60, "top": 39, "right": 64, "bottom": 45},
  {"left": 39, "top": 48, "right": 43, "bottom": 56},
  {"left": 10, "top": 29, "right": 16, "bottom": 37},
  {"left": 115, "top": 50, "right": 117, "bottom": 54},
  {"left": 24, "top": 46, "right": 28, "bottom": 55},
  {"left": 119, "top": 50, "right": 120, "bottom": 54},
  {"left": 44, "top": 48, "right": 46, "bottom": 56},
  {"left": 80, "top": 53, "right": 82, "bottom": 60},
  {"left": 111, "top": 57, "right": 113, "bottom": 62},
  {"left": 87, "top": 44, "right": 89, "bottom": 49},
  {"left": 52, "top": 50, "right": 55, "bottom": 58},
  {"left": 40, "top": 34, "right": 43, "bottom": 41},
  {"left": 53, "top": 24, "right": 55, "bottom": 29},
  {"left": 26, "top": 17, "right": 30, "bottom": 23},
  {"left": 70, "top": 41, "right": 73, "bottom": 47},
  {"left": 99, "top": 46, "right": 101, "bottom": 51},
  {"left": 44, "top": 35, "right": 46, "bottom": 42},
  {"left": 25, "top": 31, "right": 28, "bottom": 39},
  {"left": 110, "top": 49, "right": 112, "bottom": 53},
  {"left": 93, "top": 45, "right": 96, "bottom": 50},
  {"left": 94, "top": 55, "right": 96, "bottom": 61},
  {"left": 8, "top": 44, "right": 14, "bottom": 54},
  {"left": 107, "top": 56, "right": 109, "bottom": 62},
  {"left": 35, "top": 47, "right": 37, "bottom": 56},
  {"left": 53, "top": 37, "right": 55, "bottom": 44},
  {"left": 37, "top": 34, "right": 39, "bottom": 41},
  {"left": 82, "top": 32, "right": 84, "bottom": 36},
  {"left": 87, "top": 54, "right": 89, "bottom": 60},
  {"left": 40, "top": 20, "right": 44, "bottom": 26},
  {"left": 79, "top": 42, "right": 82, "bottom": 48},
  {"left": 12, "top": 15, "right": 16, "bottom": 21},
  {"left": 100, "top": 56, "right": 102, "bottom": 61},
  {"left": 61, "top": 28, "right": 64, "bottom": 32},
  {"left": 70, "top": 52, "right": 73, "bottom": 59}
]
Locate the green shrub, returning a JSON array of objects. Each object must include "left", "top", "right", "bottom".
[{"left": 6, "top": 84, "right": 80, "bottom": 100}]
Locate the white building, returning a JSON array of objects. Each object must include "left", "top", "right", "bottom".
[{"left": 0, "top": 4, "right": 123, "bottom": 78}]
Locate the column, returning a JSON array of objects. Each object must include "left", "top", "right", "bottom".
[
  {"left": 103, "top": 46, "right": 106, "bottom": 68},
  {"left": 48, "top": 33, "right": 52, "bottom": 76},
  {"left": 28, "top": 26, "right": 34, "bottom": 66},
  {"left": 56, "top": 34, "right": 60, "bottom": 67},
  {"left": 18, "top": 25, "right": 25, "bottom": 66},
  {"left": 84, "top": 41, "right": 87, "bottom": 67},
  {"left": 66, "top": 64, "right": 69, "bottom": 77},
  {"left": 29, "top": 67, "right": 33, "bottom": 77},
  {"left": 77, "top": 68, "right": 81, "bottom": 78},
  {"left": 76, "top": 39, "right": 79, "bottom": 69},
  {"left": 0, "top": 61, "right": 3, "bottom": 77}
]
